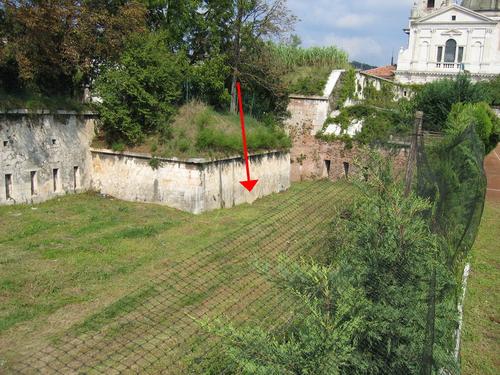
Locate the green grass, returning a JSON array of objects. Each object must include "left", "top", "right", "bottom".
[
  {"left": 0, "top": 89, "right": 87, "bottom": 112},
  {"left": 271, "top": 44, "right": 349, "bottom": 96},
  {"left": 0, "top": 181, "right": 352, "bottom": 372},
  {"left": 92, "top": 102, "right": 291, "bottom": 159},
  {"left": 284, "top": 66, "right": 333, "bottom": 96},
  {"left": 461, "top": 200, "right": 500, "bottom": 374}
]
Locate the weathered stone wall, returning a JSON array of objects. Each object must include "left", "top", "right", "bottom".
[
  {"left": 91, "top": 149, "right": 290, "bottom": 214},
  {"left": 285, "top": 95, "right": 330, "bottom": 136},
  {"left": 353, "top": 72, "right": 413, "bottom": 102},
  {"left": 0, "top": 111, "right": 97, "bottom": 205},
  {"left": 290, "top": 124, "right": 409, "bottom": 182}
]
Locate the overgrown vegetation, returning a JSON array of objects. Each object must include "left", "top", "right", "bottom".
[
  {"left": 0, "top": 0, "right": 301, "bottom": 147},
  {"left": 317, "top": 101, "right": 415, "bottom": 145},
  {"left": 414, "top": 74, "right": 498, "bottom": 132},
  {"left": 196, "top": 153, "right": 457, "bottom": 374},
  {"left": 272, "top": 44, "right": 349, "bottom": 96},
  {"left": 93, "top": 102, "right": 291, "bottom": 158},
  {"left": 197, "top": 92, "right": 491, "bottom": 373},
  {"left": 317, "top": 74, "right": 499, "bottom": 148},
  {"left": 95, "top": 32, "right": 188, "bottom": 145}
]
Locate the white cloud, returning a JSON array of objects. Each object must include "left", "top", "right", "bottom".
[
  {"left": 320, "top": 34, "right": 385, "bottom": 61},
  {"left": 334, "top": 14, "right": 376, "bottom": 28},
  {"left": 286, "top": 0, "right": 414, "bottom": 65}
]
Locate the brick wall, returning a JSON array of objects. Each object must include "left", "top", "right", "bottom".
[{"left": 290, "top": 123, "right": 409, "bottom": 182}]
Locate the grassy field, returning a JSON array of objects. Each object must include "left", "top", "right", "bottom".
[
  {"left": 0, "top": 180, "right": 352, "bottom": 373},
  {"left": 461, "top": 199, "right": 500, "bottom": 374}
]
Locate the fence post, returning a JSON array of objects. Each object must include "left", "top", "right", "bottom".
[{"left": 404, "top": 111, "right": 424, "bottom": 196}]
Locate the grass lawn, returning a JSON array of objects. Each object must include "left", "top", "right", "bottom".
[
  {"left": 461, "top": 199, "right": 500, "bottom": 374},
  {"left": 0, "top": 180, "right": 352, "bottom": 373}
]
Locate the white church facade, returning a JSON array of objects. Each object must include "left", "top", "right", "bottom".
[{"left": 396, "top": 0, "right": 500, "bottom": 84}]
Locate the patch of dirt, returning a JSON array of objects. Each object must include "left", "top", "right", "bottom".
[{"left": 485, "top": 144, "right": 500, "bottom": 202}]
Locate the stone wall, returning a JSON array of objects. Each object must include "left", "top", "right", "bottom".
[
  {"left": 353, "top": 72, "right": 413, "bottom": 102},
  {"left": 290, "top": 124, "right": 409, "bottom": 182},
  {"left": 285, "top": 95, "right": 330, "bottom": 136},
  {"left": 91, "top": 149, "right": 290, "bottom": 214},
  {"left": 0, "top": 111, "right": 97, "bottom": 205}
]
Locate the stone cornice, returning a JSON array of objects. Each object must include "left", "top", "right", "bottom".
[{"left": 395, "top": 70, "right": 498, "bottom": 78}]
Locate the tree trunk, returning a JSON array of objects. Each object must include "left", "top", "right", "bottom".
[{"left": 230, "top": 1, "right": 243, "bottom": 113}]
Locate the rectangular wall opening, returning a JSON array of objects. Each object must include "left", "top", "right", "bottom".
[
  {"left": 53, "top": 168, "right": 59, "bottom": 192},
  {"left": 5, "top": 174, "right": 12, "bottom": 199},
  {"left": 30, "top": 171, "right": 37, "bottom": 196},
  {"left": 343, "top": 162, "right": 350, "bottom": 179},
  {"left": 324, "top": 160, "right": 331, "bottom": 178},
  {"left": 73, "top": 166, "right": 79, "bottom": 191},
  {"left": 3, "top": 140, "right": 8, "bottom": 147}
]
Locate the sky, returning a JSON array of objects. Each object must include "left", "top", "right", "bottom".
[{"left": 287, "top": 0, "right": 415, "bottom": 67}]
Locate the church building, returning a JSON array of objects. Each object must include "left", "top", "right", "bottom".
[{"left": 396, "top": 0, "right": 500, "bottom": 84}]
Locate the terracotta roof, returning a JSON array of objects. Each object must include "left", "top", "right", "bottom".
[{"left": 362, "top": 65, "right": 397, "bottom": 80}]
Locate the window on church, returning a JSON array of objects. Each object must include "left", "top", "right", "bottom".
[
  {"left": 444, "top": 39, "right": 457, "bottom": 63},
  {"left": 437, "top": 47, "right": 443, "bottom": 62},
  {"left": 452, "top": 15, "right": 457, "bottom": 21},
  {"left": 457, "top": 47, "right": 464, "bottom": 63},
  {"left": 427, "top": 0, "right": 435, "bottom": 8}
]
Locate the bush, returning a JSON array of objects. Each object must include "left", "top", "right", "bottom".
[
  {"left": 414, "top": 74, "right": 489, "bottom": 132},
  {"left": 188, "top": 55, "right": 231, "bottom": 108},
  {"left": 337, "top": 67, "right": 356, "bottom": 106},
  {"left": 95, "top": 31, "right": 188, "bottom": 145},
  {"left": 196, "top": 154, "right": 457, "bottom": 374},
  {"left": 446, "top": 102, "right": 500, "bottom": 153}
]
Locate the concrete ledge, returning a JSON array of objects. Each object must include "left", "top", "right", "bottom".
[
  {"left": 90, "top": 148, "right": 289, "bottom": 165},
  {"left": 289, "top": 95, "right": 328, "bottom": 101},
  {"left": 0, "top": 109, "right": 98, "bottom": 116}
]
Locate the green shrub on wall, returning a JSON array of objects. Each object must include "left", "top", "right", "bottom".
[
  {"left": 337, "top": 67, "right": 356, "bottom": 106},
  {"left": 95, "top": 32, "right": 188, "bottom": 145}
]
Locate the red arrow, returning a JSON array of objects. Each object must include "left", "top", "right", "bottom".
[{"left": 236, "top": 82, "right": 259, "bottom": 192}]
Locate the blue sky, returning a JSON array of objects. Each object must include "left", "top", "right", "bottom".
[{"left": 287, "top": 0, "right": 415, "bottom": 67}]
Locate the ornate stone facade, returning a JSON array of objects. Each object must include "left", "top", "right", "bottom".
[{"left": 396, "top": 1, "right": 500, "bottom": 83}]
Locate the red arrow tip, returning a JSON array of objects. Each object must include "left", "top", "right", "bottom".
[{"left": 240, "top": 179, "right": 259, "bottom": 192}]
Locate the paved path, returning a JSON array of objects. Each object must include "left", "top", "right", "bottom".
[{"left": 485, "top": 143, "right": 500, "bottom": 202}]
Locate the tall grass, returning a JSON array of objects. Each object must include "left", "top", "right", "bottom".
[
  {"left": 271, "top": 44, "right": 349, "bottom": 96},
  {"left": 271, "top": 44, "right": 349, "bottom": 70}
]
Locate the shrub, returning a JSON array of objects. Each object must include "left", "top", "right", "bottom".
[
  {"left": 446, "top": 102, "right": 500, "bottom": 153},
  {"left": 188, "top": 55, "right": 231, "bottom": 108},
  {"left": 414, "top": 74, "right": 489, "bottom": 132},
  {"left": 337, "top": 67, "right": 356, "bottom": 106},
  {"left": 95, "top": 31, "right": 188, "bottom": 145},
  {"left": 196, "top": 154, "right": 457, "bottom": 374}
]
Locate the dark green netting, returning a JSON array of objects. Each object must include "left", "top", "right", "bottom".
[{"left": 416, "top": 123, "right": 487, "bottom": 374}]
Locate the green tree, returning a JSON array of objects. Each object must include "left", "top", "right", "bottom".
[
  {"left": 95, "top": 32, "right": 188, "bottom": 145},
  {"left": 197, "top": 153, "right": 457, "bottom": 374},
  {"left": 0, "top": 0, "right": 147, "bottom": 97},
  {"left": 414, "top": 74, "right": 489, "bottom": 132},
  {"left": 446, "top": 102, "right": 500, "bottom": 153}
]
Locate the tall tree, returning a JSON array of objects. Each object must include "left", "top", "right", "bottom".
[
  {"left": 225, "top": 0, "right": 296, "bottom": 113},
  {"left": 0, "top": 0, "right": 147, "bottom": 96}
]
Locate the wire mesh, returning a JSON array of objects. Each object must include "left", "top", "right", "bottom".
[
  {"left": 10, "top": 180, "right": 353, "bottom": 374},
  {"left": 7, "top": 122, "right": 487, "bottom": 374}
]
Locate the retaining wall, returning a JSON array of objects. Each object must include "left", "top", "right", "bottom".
[
  {"left": 0, "top": 111, "right": 97, "bottom": 205},
  {"left": 285, "top": 95, "right": 330, "bottom": 136},
  {"left": 91, "top": 149, "right": 291, "bottom": 214},
  {"left": 290, "top": 123, "right": 409, "bottom": 182}
]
